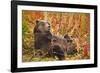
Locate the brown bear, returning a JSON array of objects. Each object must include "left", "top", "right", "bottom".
[
  {"left": 33, "top": 19, "right": 77, "bottom": 60},
  {"left": 33, "top": 20, "right": 52, "bottom": 51}
]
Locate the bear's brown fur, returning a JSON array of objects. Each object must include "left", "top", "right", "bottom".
[{"left": 33, "top": 19, "right": 77, "bottom": 60}]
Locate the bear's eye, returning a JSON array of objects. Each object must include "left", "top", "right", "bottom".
[
  {"left": 53, "top": 39, "right": 57, "bottom": 42},
  {"left": 67, "top": 39, "right": 72, "bottom": 42},
  {"left": 41, "top": 23, "right": 45, "bottom": 26}
]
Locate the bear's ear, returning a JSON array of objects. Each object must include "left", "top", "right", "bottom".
[
  {"left": 64, "top": 34, "right": 70, "bottom": 40},
  {"left": 36, "top": 20, "right": 39, "bottom": 24},
  {"left": 34, "top": 20, "right": 41, "bottom": 33}
]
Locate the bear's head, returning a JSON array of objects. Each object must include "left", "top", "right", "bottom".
[
  {"left": 33, "top": 20, "right": 52, "bottom": 50},
  {"left": 34, "top": 20, "right": 51, "bottom": 33}
]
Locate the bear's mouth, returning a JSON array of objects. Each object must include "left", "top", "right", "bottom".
[
  {"left": 48, "top": 28, "right": 50, "bottom": 31},
  {"left": 45, "top": 27, "right": 50, "bottom": 32}
]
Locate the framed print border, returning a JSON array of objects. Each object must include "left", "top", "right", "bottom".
[{"left": 11, "top": 1, "right": 97, "bottom": 72}]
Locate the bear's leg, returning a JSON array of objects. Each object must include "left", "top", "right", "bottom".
[{"left": 52, "top": 45, "right": 65, "bottom": 60}]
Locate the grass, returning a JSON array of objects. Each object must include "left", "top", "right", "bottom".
[{"left": 22, "top": 49, "right": 90, "bottom": 62}]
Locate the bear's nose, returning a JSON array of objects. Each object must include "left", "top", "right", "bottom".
[
  {"left": 48, "top": 26, "right": 50, "bottom": 30},
  {"left": 48, "top": 26, "right": 50, "bottom": 28}
]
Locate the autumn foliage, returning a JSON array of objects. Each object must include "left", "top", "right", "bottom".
[{"left": 22, "top": 10, "right": 90, "bottom": 62}]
